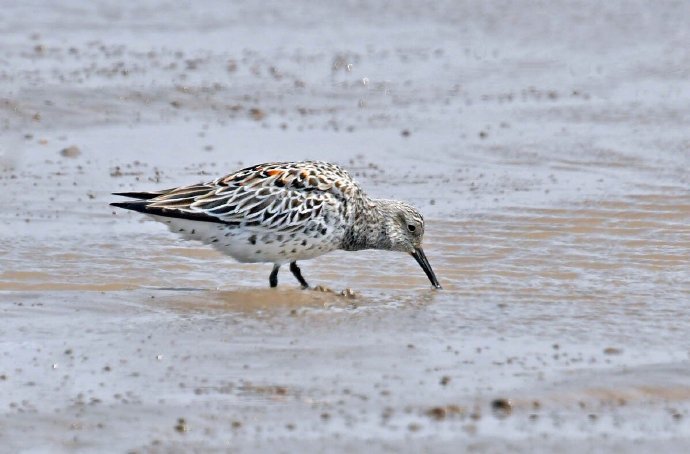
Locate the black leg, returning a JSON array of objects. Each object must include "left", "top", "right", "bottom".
[
  {"left": 269, "top": 264, "right": 280, "bottom": 288},
  {"left": 289, "top": 261, "right": 309, "bottom": 288}
]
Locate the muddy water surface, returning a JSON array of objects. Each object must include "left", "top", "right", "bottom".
[{"left": 2, "top": 1, "right": 690, "bottom": 452}]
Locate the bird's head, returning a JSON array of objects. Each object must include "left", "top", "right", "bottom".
[
  {"left": 377, "top": 200, "right": 442, "bottom": 289},
  {"left": 379, "top": 201, "right": 425, "bottom": 252}
]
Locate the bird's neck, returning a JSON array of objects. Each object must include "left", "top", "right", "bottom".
[{"left": 340, "top": 198, "right": 393, "bottom": 251}]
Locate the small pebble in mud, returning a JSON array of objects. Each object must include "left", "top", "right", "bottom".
[
  {"left": 312, "top": 285, "right": 333, "bottom": 293},
  {"left": 440, "top": 376, "right": 450, "bottom": 386},
  {"left": 491, "top": 398, "right": 513, "bottom": 418},
  {"left": 174, "top": 418, "right": 188, "bottom": 433},
  {"left": 401, "top": 129, "right": 410, "bottom": 137},
  {"left": 603, "top": 347, "right": 623, "bottom": 355},
  {"left": 60, "top": 146, "right": 81, "bottom": 158},
  {"left": 274, "top": 386, "right": 288, "bottom": 395},
  {"left": 426, "top": 405, "right": 463, "bottom": 420},
  {"left": 427, "top": 406, "right": 447, "bottom": 420},
  {"left": 479, "top": 131, "right": 487, "bottom": 139},
  {"left": 231, "top": 420, "right": 242, "bottom": 428},
  {"left": 320, "top": 412, "right": 330, "bottom": 421},
  {"left": 249, "top": 108, "right": 265, "bottom": 121}
]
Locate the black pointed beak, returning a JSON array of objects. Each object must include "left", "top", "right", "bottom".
[{"left": 411, "top": 247, "right": 442, "bottom": 289}]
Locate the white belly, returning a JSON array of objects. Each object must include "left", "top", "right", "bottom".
[{"left": 148, "top": 215, "right": 340, "bottom": 264}]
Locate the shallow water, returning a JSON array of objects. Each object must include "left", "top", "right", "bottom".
[{"left": 2, "top": 1, "right": 690, "bottom": 452}]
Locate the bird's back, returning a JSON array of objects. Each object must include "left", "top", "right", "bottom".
[{"left": 112, "top": 161, "right": 366, "bottom": 263}]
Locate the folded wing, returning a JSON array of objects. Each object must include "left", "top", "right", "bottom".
[{"left": 111, "top": 161, "right": 361, "bottom": 232}]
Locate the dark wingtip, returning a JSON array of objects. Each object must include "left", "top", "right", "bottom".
[
  {"left": 110, "top": 200, "right": 233, "bottom": 225},
  {"left": 112, "top": 191, "right": 164, "bottom": 200},
  {"left": 110, "top": 201, "right": 150, "bottom": 213}
]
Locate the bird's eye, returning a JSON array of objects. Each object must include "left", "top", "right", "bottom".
[{"left": 407, "top": 224, "right": 416, "bottom": 232}]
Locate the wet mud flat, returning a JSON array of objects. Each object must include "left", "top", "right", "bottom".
[{"left": 2, "top": 0, "right": 690, "bottom": 452}]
